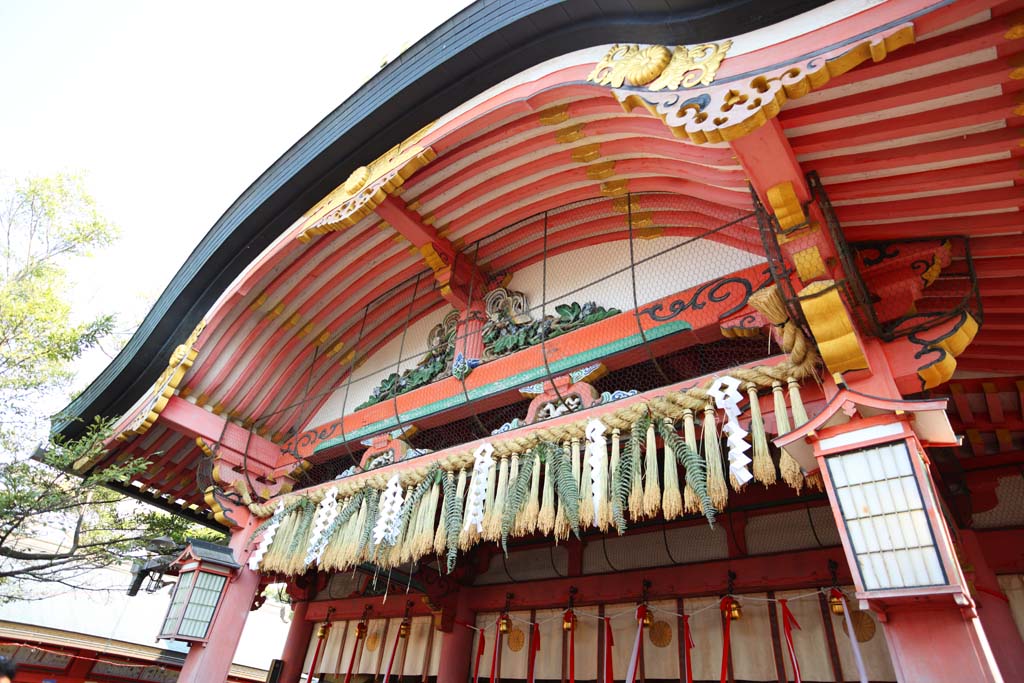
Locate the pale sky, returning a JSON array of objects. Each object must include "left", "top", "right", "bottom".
[{"left": 0, "top": 0, "right": 473, "bottom": 391}]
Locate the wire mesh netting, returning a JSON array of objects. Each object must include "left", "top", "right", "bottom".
[{"left": 240, "top": 191, "right": 774, "bottom": 489}]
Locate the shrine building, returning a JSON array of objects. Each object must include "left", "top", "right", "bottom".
[{"left": 55, "top": 0, "right": 1024, "bottom": 681}]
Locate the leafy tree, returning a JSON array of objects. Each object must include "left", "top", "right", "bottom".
[{"left": 0, "top": 174, "right": 221, "bottom": 601}]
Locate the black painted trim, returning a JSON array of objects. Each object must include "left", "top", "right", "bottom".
[{"left": 56, "top": 0, "right": 829, "bottom": 439}]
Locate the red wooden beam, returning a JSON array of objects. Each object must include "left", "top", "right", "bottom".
[
  {"left": 305, "top": 547, "right": 852, "bottom": 621},
  {"left": 159, "top": 395, "right": 282, "bottom": 470}
]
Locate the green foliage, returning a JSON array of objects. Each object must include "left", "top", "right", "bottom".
[
  {"left": 287, "top": 499, "right": 316, "bottom": 556},
  {"left": 482, "top": 301, "right": 620, "bottom": 358},
  {"left": 0, "top": 417, "right": 223, "bottom": 601},
  {"left": 316, "top": 490, "right": 365, "bottom": 551},
  {"left": 1, "top": 174, "right": 118, "bottom": 454},
  {"left": 441, "top": 472, "right": 462, "bottom": 573},
  {"left": 500, "top": 453, "right": 534, "bottom": 553},
  {"left": 359, "top": 489, "right": 380, "bottom": 558},
  {"left": 542, "top": 441, "right": 580, "bottom": 538},
  {"left": 657, "top": 420, "right": 716, "bottom": 525},
  {"left": 611, "top": 437, "right": 634, "bottom": 534},
  {"left": 0, "top": 175, "right": 221, "bottom": 601}
]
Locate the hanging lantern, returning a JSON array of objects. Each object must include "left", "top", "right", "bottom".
[
  {"left": 774, "top": 393, "right": 973, "bottom": 614},
  {"left": 399, "top": 619, "right": 412, "bottom": 638},
  {"left": 157, "top": 540, "right": 240, "bottom": 643},
  {"left": 356, "top": 620, "right": 368, "bottom": 639},
  {"left": 317, "top": 622, "right": 332, "bottom": 639},
  {"left": 829, "top": 589, "right": 845, "bottom": 616},
  {"left": 499, "top": 613, "right": 512, "bottom": 634},
  {"left": 642, "top": 607, "right": 653, "bottom": 627},
  {"left": 724, "top": 597, "right": 742, "bottom": 621},
  {"left": 562, "top": 609, "right": 577, "bottom": 632}
]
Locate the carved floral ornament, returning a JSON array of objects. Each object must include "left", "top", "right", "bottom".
[
  {"left": 587, "top": 41, "right": 732, "bottom": 90},
  {"left": 591, "top": 24, "right": 914, "bottom": 144}
]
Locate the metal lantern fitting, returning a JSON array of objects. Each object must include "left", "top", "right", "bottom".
[
  {"left": 355, "top": 605, "right": 371, "bottom": 639},
  {"left": 642, "top": 608, "right": 653, "bottom": 627},
  {"left": 562, "top": 609, "right": 577, "bottom": 632},
  {"left": 563, "top": 586, "right": 578, "bottom": 631},
  {"left": 317, "top": 622, "right": 332, "bottom": 639},
  {"left": 827, "top": 562, "right": 845, "bottom": 615},
  {"left": 356, "top": 621, "right": 368, "bottom": 639},
  {"left": 724, "top": 597, "right": 742, "bottom": 621},
  {"left": 774, "top": 392, "right": 972, "bottom": 612},
  {"left": 829, "top": 591, "right": 845, "bottom": 616},
  {"left": 158, "top": 540, "right": 240, "bottom": 643},
  {"left": 399, "top": 600, "right": 413, "bottom": 637},
  {"left": 498, "top": 613, "right": 512, "bottom": 633}
]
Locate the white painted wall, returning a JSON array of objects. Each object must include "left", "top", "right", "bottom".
[{"left": 306, "top": 237, "right": 763, "bottom": 430}]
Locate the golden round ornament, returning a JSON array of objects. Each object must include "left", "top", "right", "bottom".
[
  {"left": 841, "top": 609, "right": 876, "bottom": 643},
  {"left": 365, "top": 631, "right": 381, "bottom": 652},
  {"left": 343, "top": 166, "right": 371, "bottom": 195},
  {"left": 648, "top": 620, "right": 673, "bottom": 648},
  {"left": 507, "top": 626, "right": 525, "bottom": 652},
  {"left": 625, "top": 45, "right": 672, "bottom": 86}
]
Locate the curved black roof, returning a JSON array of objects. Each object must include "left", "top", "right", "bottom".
[{"left": 57, "top": 0, "right": 828, "bottom": 439}]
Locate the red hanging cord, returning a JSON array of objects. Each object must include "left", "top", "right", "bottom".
[
  {"left": 719, "top": 598, "right": 733, "bottom": 683},
  {"left": 682, "top": 615, "right": 694, "bottom": 683},
  {"left": 305, "top": 624, "right": 328, "bottom": 683},
  {"left": 527, "top": 622, "right": 541, "bottom": 683},
  {"left": 779, "top": 599, "right": 802, "bottom": 683},
  {"left": 604, "top": 616, "right": 615, "bottom": 683},
  {"left": 343, "top": 627, "right": 364, "bottom": 683},
  {"left": 473, "top": 627, "right": 486, "bottom": 682},
  {"left": 489, "top": 616, "right": 501, "bottom": 683},
  {"left": 383, "top": 622, "right": 403, "bottom": 681},
  {"left": 566, "top": 610, "right": 576, "bottom": 683}
]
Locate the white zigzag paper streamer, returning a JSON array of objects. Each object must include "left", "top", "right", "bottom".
[
  {"left": 463, "top": 442, "right": 494, "bottom": 533},
  {"left": 373, "top": 474, "right": 405, "bottom": 546},
  {"left": 248, "top": 500, "right": 285, "bottom": 570},
  {"left": 709, "top": 375, "right": 754, "bottom": 486},
  {"left": 305, "top": 487, "right": 340, "bottom": 566},
  {"left": 586, "top": 419, "right": 607, "bottom": 525}
]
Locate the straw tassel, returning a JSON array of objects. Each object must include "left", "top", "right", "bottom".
[
  {"left": 661, "top": 418, "right": 683, "bottom": 521},
  {"left": 518, "top": 451, "right": 542, "bottom": 535},
  {"left": 538, "top": 454, "right": 556, "bottom": 535},
  {"left": 480, "top": 455, "right": 501, "bottom": 541},
  {"left": 682, "top": 409, "right": 701, "bottom": 514},
  {"left": 774, "top": 381, "right": 804, "bottom": 493},
  {"left": 788, "top": 377, "right": 809, "bottom": 427},
  {"left": 459, "top": 468, "right": 477, "bottom": 550},
  {"left": 703, "top": 406, "right": 728, "bottom": 512},
  {"left": 418, "top": 480, "right": 440, "bottom": 559},
  {"left": 577, "top": 438, "right": 594, "bottom": 528},
  {"left": 485, "top": 456, "right": 510, "bottom": 541},
  {"left": 747, "top": 384, "right": 776, "bottom": 487},
  {"left": 641, "top": 421, "right": 661, "bottom": 518}
]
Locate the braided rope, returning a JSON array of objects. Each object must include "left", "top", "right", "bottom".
[{"left": 249, "top": 286, "right": 818, "bottom": 519}]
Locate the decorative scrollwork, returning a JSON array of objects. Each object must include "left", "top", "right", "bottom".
[
  {"left": 640, "top": 268, "right": 771, "bottom": 323},
  {"left": 611, "top": 24, "right": 914, "bottom": 144}
]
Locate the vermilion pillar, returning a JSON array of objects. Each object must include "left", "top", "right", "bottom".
[
  {"left": 278, "top": 600, "right": 316, "bottom": 683},
  {"left": 436, "top": 591, "right": 474, "bottom": 683},
  {"left": 960, "top": 529, "right": 1024, "bottom": 680},
  {"left": 177, "top": 516, "right": 261, "bottom": 683}
]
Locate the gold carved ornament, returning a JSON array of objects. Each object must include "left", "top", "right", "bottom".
[
  {"left": 295, "top": 123, "right": 437, "bottom": 243},
  {"left": 587, "top": 41, "right": 731, "bottom": 90},
  {"left": 603, "top": 24, "right": 914, "bottom": 144},
  {"left": 115, "top": 320, "right": 207, "bottom": 442}
]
